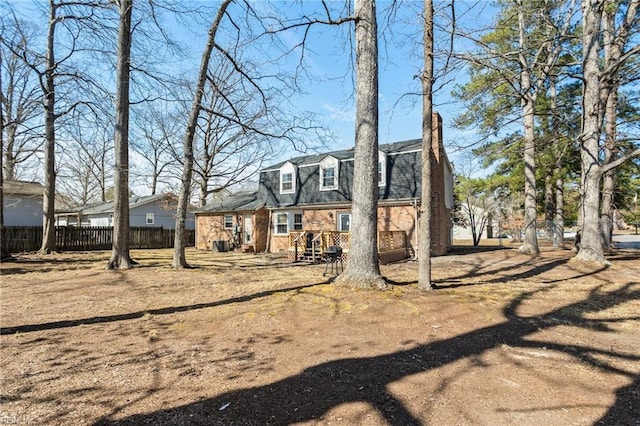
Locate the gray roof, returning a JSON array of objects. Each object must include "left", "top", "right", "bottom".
[
  {"left": 195, "top": 138, "right": 431, "bottom": 213},
  {"left": 263, "top": 138, "right": 422, "bottom": 170},
  {"left": 195, "top": 191, "right": 264, "bottom": 214},
  {"left": 3, "top": 180, "right": 44, "bottom": 196},
  {"left": 79, "top": 194, "right": 178, "bottom": 215},
  {"left": 257, "top": 137, "right": 429, "bottom": 208}
]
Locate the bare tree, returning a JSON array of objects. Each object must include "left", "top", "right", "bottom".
[
  {"left": 107, "top": 0, "right": 135, "bottom": 269},
  {"left": 192, "top": 65, "right": 277, "bottom": 207},
  {"left": 455, "top": 176, "right": 500, "bottom": 246},
  {"left": 0, "top": 21, "right": 42, "bottom": 182},
  {"left": 173, "top": 0, "right": 232, "bottom": 269},
  {"left": 37, "top": 0, "right": 60, "bottom": 254},
  {"left": 418, "top": 0, "right": 434, "bottom": 290},
  {"left": 0, "top": 48, "right": 8, "bottom": 260},
  {"left": 172, "top": 1, "right": 334, "bottom": 268},
  {"left": 57, "top": 110, "right": 114, "bottom": 205},
  {"left": 2, "top": 1, "right": 112, "bottom": 253},
  {"left": 335, "top": 0, "right": 385, "bottom": 289},
  {"left": 131, "top": 101, "right": 182, "bottom": 196}
]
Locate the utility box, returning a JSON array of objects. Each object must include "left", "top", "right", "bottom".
[{"left": 212, "top": 240, "right": 228, "bottom": 252}]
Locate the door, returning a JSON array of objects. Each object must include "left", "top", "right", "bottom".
[{"left": 243, "top": 214, "right": 253, "bottom": 244}]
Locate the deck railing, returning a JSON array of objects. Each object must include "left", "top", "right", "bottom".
[
  {"left": 288, "top": 229, "right": 407, "bottom": 263},
  {"left": 288, "top": 230, "right": 350, "bottom": 262}
]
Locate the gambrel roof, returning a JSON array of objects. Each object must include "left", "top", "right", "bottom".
[
  {"left": 194, "top": 137, "right": 450, "bottom": 214},
  {"left": 259, "top": 139, "right": 428, "bottom": 208},
  {"left": 262, "top": 138, "right": 422, "bottom": 171}
]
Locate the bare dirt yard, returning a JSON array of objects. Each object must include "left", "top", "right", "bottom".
[{"left": 1, "top": 243, "right": 639, "bottom": 425}]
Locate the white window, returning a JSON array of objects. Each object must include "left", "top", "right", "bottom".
[
  {"left": 323, "top": 168, "right": 335, "bottom": 187},
  {"left": 338, "top": 213, "right": 351, "bottom": 232},
  {"left": 444, "top": 163, "right": 454, "bottom": 209},
  {"left": 273, "top": 210, "right": 303, "bottom": 235},
  {"left": 224, "top": 214, "right": 233, "bottom": 229},
  {"left": 280, "top": 162, "right": 296, "bottom": 194},
  {"left": 319, "top": 156, "right": 339, "bottom": 191},
  {"left": 282, "top": 173, "right": 293, "bottom": 191},
  {"left": 275, "top": 213, "right": 288, "bottom": 234},
  {"left": 146, "top": 213, "right": 154, "bottom": 225},
  {"left": 378, "top": 151, "right": 387, "bottom": 187}
]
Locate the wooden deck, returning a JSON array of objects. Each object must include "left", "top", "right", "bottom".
[{"left": 287, "top": 230, "right": 410, "bottom": 264}]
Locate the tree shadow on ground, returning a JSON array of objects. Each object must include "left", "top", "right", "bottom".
[
  {"left": 0, "top": 256, "right": 101, "bottom": 275},
  {"left": 95, "top": 282, "right": 640, "bottom": 426},
  {"left": 0, "top": 281, "right": 331, "bottom": 336},
  {"left": 447, "top": 244, "right": 512, "bottom": 254},
  {"left": 387, "top": 252, "right": 583, "bottom": 287}
]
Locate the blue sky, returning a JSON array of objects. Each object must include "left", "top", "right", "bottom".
[
  {"left": 261, "top": 1, "right": 469, "bottom": 152},
  {"left": 170, "top": 1, "right": 497, "bottom": 169},
  {"left": 3, "top": 0, "right": 498, "bottom": 190}
]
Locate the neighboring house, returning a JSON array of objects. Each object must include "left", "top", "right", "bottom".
[
  {"left": 55, "top": 193, "right": 195, "bottom": 229},
  {"left": 2, "top": 180, "right": 44, "bottom": 226},
  {"left": 196, "top": 113, "right": 454, "bottom": 261}
]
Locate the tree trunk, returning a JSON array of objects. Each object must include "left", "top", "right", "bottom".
[
  {"left": 3, "top": 123, "right": 17, "bottom": 181},
  {"left": 0, "top": 52, "right": 8, "bottom": 260},
  {"left": 550, "top": 74, "right": 565, "bottom": 248},
  {"left": 107, "top": 0, "right": 134, "bottom": 269},
  {"left": 173, "top": 0, "right": 232, "bottom": 269},
  {"left": 39, "top": 0, "right": 58, "bottom": 254},
  {"left": 199, "top": 181, "right": 208, "bottom": 208},
  {"left": 335, "top": 0, "right": 385, "bottom": 289},
  {"left": 544, "top": 171, "right": 554, "bottom": 243},
  {"left": 519, "top": 95, "right": 539, "bottom": 255},
  {"left": 600, "top": 89, "right": 616, "bottom": 252},
  {"left": 417, "top": 0, "right": 433, "bottom": 290},
  {"left": 599, "top": 7, "right": 617, "bottom": 253},
  {"left": 555, "top": 172, "right": 565, "bottom": 248},
  {"left": 517, "top": 3, "right": 539, "bottom": 256},
  {"left": 576, "top": 0, "right": 607, "bottom": 263},
  {"left": 151, "top": 171, "right": 157, "bottom": 196}
]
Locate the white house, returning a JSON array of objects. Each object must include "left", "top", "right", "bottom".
[{"left": 2, "top": 180, "right": 44, "bottom": 226}]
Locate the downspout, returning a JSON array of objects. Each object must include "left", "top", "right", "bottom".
[
  {"left": 265, "top": 209, "right": 272, "bottom": 253},
  {"left": 412, "top": 198, "right": 419, "bottom": 260}
]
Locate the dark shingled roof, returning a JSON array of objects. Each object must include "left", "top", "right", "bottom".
[
  {"left": 195, "top": 191, "right": 264, "bottom": 213},
  {"left": 79, "top": 194, "right": 178, "bottom": 215},
  {"left": 262, "top": 138, "right": 422, "bottom": 170}
]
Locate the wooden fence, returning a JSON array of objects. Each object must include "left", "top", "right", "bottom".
[{"left": 2, "top": 226, "right": 195, "bottom": 254}]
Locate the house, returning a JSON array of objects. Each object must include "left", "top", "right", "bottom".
[
  {"left": 195, "top": 112, "right": 454, "bottom": 262},
  {"left": 55, "top": 193, "right": 195, "bottom": 229},
  {"left": 2, "top": 180, "right": 44, "bottom": 226},
  {"left": 194, "top": 191, "right": 268, "bottom": 252}
]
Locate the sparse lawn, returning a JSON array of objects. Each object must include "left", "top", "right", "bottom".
[{"left": 1, "top": 246, "right": 639, "bottom": 425}]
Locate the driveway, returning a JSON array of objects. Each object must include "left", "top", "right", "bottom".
[{"left": 613, "top": 233, "right": 640, "bottom": 250}]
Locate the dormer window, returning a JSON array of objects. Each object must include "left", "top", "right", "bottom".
[
  {"left": 319, "top": 156, "right": 339, "bottom": 191},
  {"left": 378, "top": 151, "right": 387, "bottom": 187},
  {"left": 280, "top": 162, "right": 296, "bottom": 194},
  {"left": 282, "top": 173, "right": 293, "bottom": 190}
]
